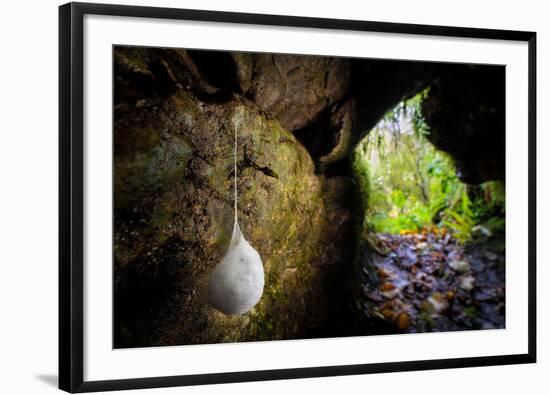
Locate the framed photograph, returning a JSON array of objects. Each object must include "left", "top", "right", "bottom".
[{"left": 59, "top": 2, "right": 536, "bottom": 392}]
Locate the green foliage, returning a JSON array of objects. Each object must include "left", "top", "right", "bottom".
[
  {"left": 351, "top": 149, "right": 371, "bottom": 207},
  {"left": 391, "top": 190, "right": 406, "bottom": 209},
  {"left": 353, "top": 90, "right": 505, "bottom": 242}
]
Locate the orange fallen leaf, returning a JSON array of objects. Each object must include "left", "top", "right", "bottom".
[
  {"left": 381, "top": 308, "right": 395, "bottom": 320},
  {"left": 395, "top": 312, "right": 410, "bottom": 331},
  {"left": 377, "top": 268, "right": 391, "bottom": 279}
]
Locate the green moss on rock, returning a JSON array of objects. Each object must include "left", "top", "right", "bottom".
[{"left": 114, "top": 88, "right": 348, "bottom": 347}]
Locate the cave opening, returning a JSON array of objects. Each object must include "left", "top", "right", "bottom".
[{"left": 348, "top": 91, "right": 506, "bottom": 335}]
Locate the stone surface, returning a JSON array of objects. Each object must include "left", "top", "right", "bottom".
[
  {"left": 233, "top": 53, "right": 350, "bottom": 131},
  {"left": 113, "top": 47, "right": 353, "bottom": 347},
  {"left": 422, "top": 65, "right": 506, "bottom": 183},
  {"left": 293, "top": 60, "right": 505, "bottom": 184}
]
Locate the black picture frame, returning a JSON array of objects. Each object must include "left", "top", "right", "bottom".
[{"left": 59, "top": 2, "right": 537, "bottom": 393}]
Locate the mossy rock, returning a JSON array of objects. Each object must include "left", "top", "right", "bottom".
[{"left": 114, "top": 88, "right": 348, "bottom": 347}]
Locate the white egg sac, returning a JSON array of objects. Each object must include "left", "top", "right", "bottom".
[{"left": 208, "top": 223, "right": 264, "bottom": 315}]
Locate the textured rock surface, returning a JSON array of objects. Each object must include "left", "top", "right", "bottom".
[
  {"left": 422, "top": 65, "right": 506, "bottom": 183},
  {"left": 294, "top": 60, "right": 434, "bottom": 169},
  {"left": 292, "top": 60, "right": 505, "bottom": 184},
  {"left": 113, "top": 47, "right": 353, "bottom": 347},
  {"left": 233, "top": 53, "right": 350, "bottom": 131}
]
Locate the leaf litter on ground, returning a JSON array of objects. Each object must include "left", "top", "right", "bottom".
[{"left": 361, "top": 231, "right": 505, "bottom": 333}]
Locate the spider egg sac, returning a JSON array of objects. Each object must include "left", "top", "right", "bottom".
[{"left": 207, "top": 222, "right": 264, "bottom": 315}]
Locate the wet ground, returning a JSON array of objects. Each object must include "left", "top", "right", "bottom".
[{"left": 360, "top": 230, "right": 505, "bottom": 333}]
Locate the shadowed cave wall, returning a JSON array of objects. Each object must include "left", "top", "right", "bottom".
[{"left": 113, "top": 46, "right": 504, "bottom": 347}]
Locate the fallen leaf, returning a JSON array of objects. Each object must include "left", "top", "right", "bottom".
[
  {"left": 381, "top": 308, "right": 395, "bottom": 320},
  {"left": 448, "top": 260, "right": 471, "bottom": 273},
  {"left": 395, "top": 312, "right": 410, "bottom": 331},
  {"left": 427, "top": 292, "right": 449, "bottom": 313},
  {"left": 416, "top": 242, "right": 428, "bottom": 250},
  {"left": 459, "top": 275, "right": 475, "bottom": 291},
  {"left": 377, "top": 268, "right": 393, "bottom": 279}
]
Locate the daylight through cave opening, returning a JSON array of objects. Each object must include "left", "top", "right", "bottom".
[
  {"left": 353, "top": 91, "right": 505, "bottom": 240},
  {"left": 351, "top": 91, "right": 507, "bottom": 334}
]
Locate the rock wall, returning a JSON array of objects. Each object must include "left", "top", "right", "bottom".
[
  {"left": 114, "top": 47, "right": 355, "bottom": 347},
  {"left": 422, "top": 65, "right": 505, "bottom": 184}
]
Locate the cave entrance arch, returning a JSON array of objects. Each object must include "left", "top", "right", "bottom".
[{"left": 349, "top": 92, "right": 506, "bottom": 335}]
